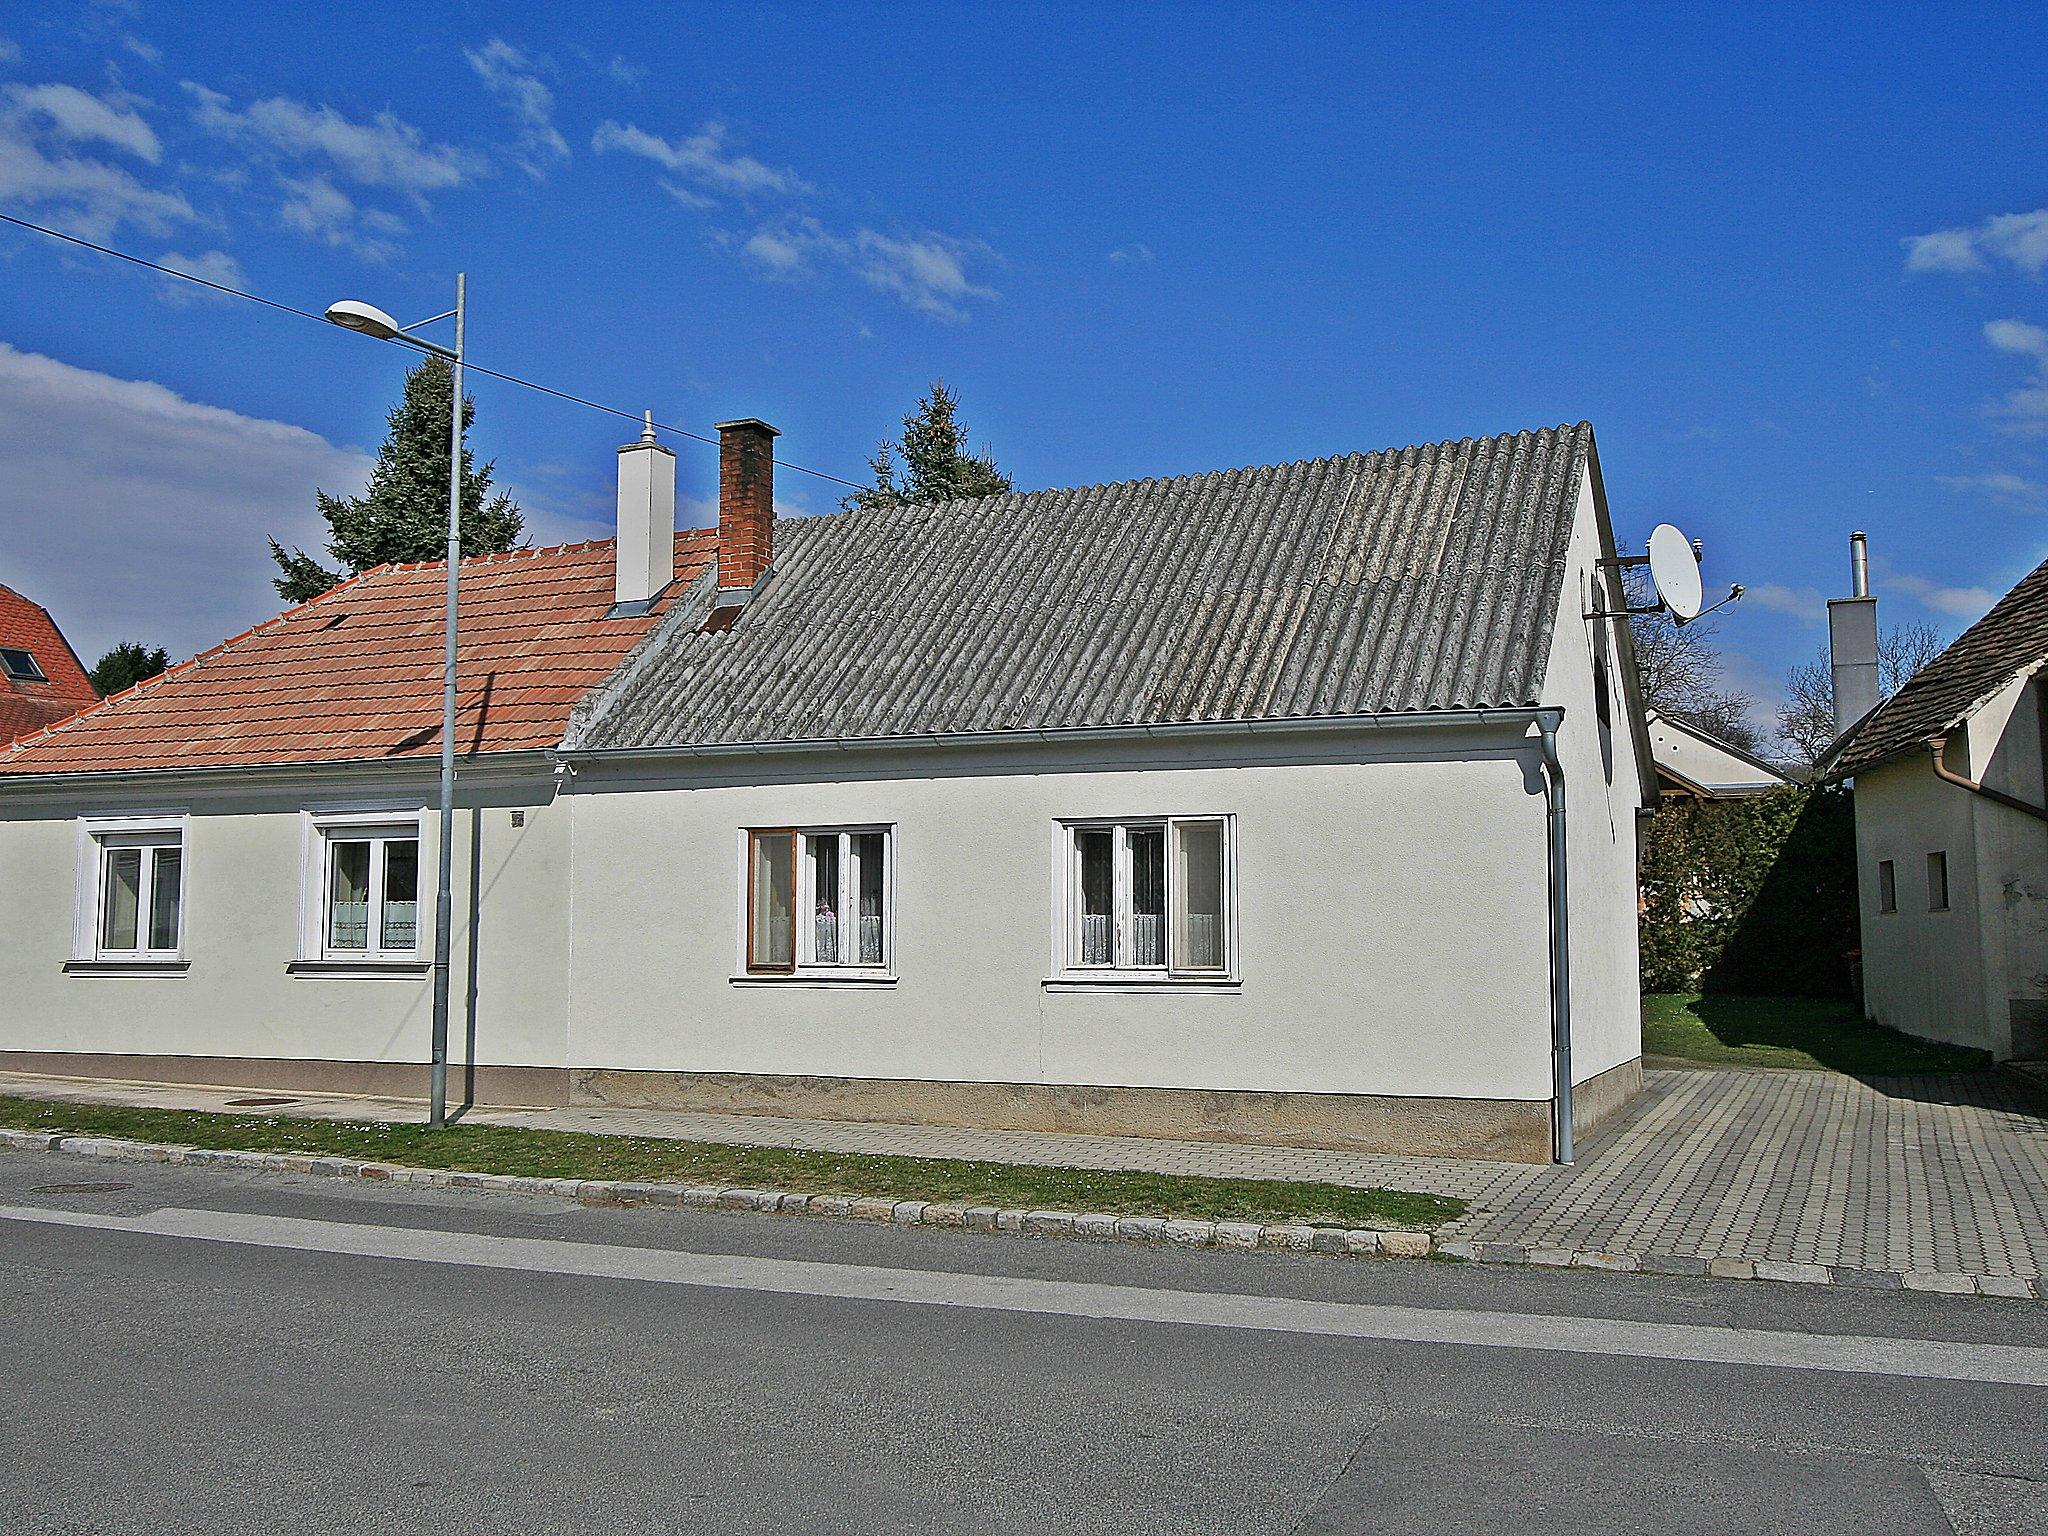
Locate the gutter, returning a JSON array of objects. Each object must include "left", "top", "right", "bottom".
[
  {"left": 552, "top": 707, "right": 1548, "bottom": 766},
  {"left": 1537, "top": 707, "right": 1574, "bottom": 1165},
  {"left": 0, "top": 750, "right": 557, "bottom": 794},
  {"left": 1928, "top": 735, "right": 2048, "bottom": 823}
]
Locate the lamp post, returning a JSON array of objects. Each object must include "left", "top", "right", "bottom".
[{"left": 325, "top": 276, "right": 465, "bottom": 1129}]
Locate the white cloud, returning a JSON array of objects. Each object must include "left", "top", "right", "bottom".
[
  {"left": 607, "top": 56, "right": 645, "bottom": 87},
  {"left": 1905, "top": 209, "right": 2048, "bottom": 276},
  {"left": 0, "top": 99, "right": 193, "bottom": 238},
  {"left": 1887, "top": 570, "right": 1997, "bottom": 619},
  {"left": 0, "top": 36, "right": 20, "bottom": 65},
  {"left": 1743, "top": 582, "right": 1825, "bottom": 623},
  {"left": 1108, "top": 244, "right": 1154, "bottom": 264},
  {"left": 277, "top": 174, "right": 403, "bottom": 261},
  {"left": 121, "top": 34, "right": 162, "bottom": 66},
  {"left": 1986, "top": 317, "right": 2048, "bottom": 435},
  {"left": 737, "top": 215, "right": 998, "bottom": 321},
  {"left": 1938, "top": 470, "right": 2048, "bottom": 506},
  {"left": 591, "top": 119, "right": 809, "bottom": 197},
  {"left": 185, "top": 82, "right": 480, "bottom": 199},
  {"left": 466, "top": 37, "right": 567, "bottom": 177},
  {"left": 0, "top": 340, "right": 371, "bottom": 662},
  {"left": 154, "top": 247, "right": 244, "bottom": 305},
  {"left": 4, "top": 81, "right": 161, "bottom": 161}
]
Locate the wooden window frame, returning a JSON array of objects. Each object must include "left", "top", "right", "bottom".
[{"left": 744, "top": 825, "right": 894, "bottom": 978}]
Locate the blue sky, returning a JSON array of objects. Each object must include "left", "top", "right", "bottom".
[{"left": 1, "top": 2, "right": 2044, "bottom": 730}]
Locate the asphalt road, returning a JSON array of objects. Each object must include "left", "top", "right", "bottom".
[{"left": 3, "top": 1148, "right": 2046, "bottom": 1535}]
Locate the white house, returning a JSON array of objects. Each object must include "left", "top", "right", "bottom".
[
  {"left": 1826, "top": 546, "right": 2048, "bottom": 1060},
  {"left": 0, "top": 419, "right": 1655, "bottom": 1161},
  {"left": 1646, "top": 709, "right": 1789, "bottom": 799}
]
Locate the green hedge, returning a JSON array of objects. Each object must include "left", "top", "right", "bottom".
[{"left": 1638, "top": 785, "right": 1858, "bottom": 998}]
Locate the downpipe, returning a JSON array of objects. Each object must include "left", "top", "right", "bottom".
[
  {"left": 1929, "top": 734, "right": 2048, "bottom": 823},
  {"left": 1537, "top": 708, "right": 1573, "bottom": 1166}
]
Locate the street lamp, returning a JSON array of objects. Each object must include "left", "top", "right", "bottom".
[{"left": 325, "top": 275, "right": 465, "bottom": 1129}]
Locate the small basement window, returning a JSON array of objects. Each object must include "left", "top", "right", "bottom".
[
  {"left": 1060, "top": 817, "right": 1234, "bottom": 978},
  {"left": 1877, "top": 860, "right": 1896, "bottom": 914},
  {"left": 1927, "top": 851, "right": 1949, "bottom": 913},
  {"left": 745, "top": 826, "right": 893, "bottom": 975},
  {"left": 0, "top": 646, "right": 47, "bottom": 682}
]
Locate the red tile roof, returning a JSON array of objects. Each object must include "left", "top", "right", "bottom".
[
  {"left": 0, "top": 532, "right": 715, "bottom": 775},
  {"left": 0, "top": 583, "right": 98, "bottom": 745}
]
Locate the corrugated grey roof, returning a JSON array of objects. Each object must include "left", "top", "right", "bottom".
[
  {"left": 1828, "top": 554, "right": 2048, "bottom": 779},
  {"left": 568, "top": 423, "right": 1594, "bottom": 750}
]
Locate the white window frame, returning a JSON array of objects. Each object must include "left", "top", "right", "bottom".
[
  {"left": 298, "top": 809, "right": 427, "bottom": 965},
  {"left": 1054, "top": 815, "right": 1237, "bottom": 984},
  {"left": 737, "top": 824, "right": 895, "bottom": 982},
  {"left": 72, "top": 813, "right": 188, "bottom": 966}
]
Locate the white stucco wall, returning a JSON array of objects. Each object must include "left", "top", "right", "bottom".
[
  {"left": 0, "top": 766, "right": 570, "bottom": 1069},
  {"left": 1853, "top": 672, "right": 2048, "bottom": 1056},
  {"left": 1647, "top": 713, "right": 1785, "bottom": 795},
  {"left": 562, "top": 728, "right": 1561, "bottom": 1102},
  {"left": 1536, "top": 474, "right": 1649, "bottom": 1087}
]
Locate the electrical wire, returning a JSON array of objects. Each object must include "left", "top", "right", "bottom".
[{"left": 0, "top": 210, "right": 870, "bottom": 493}]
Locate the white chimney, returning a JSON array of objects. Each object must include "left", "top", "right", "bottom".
[
  {"left": 615, "top": 411, "right": 675, "bottom": 610},
  {"left": 1827, "top": 530, "right": 1880, "bottom": 732}
]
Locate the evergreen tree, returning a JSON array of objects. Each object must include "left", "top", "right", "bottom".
[
  {"left": 270, "top": 358, "right": 525, "bottom": 602},
  {"left": 88, "top": 641, "right": 170, "bottom": 697},
  {"left": 842, "top": 379, "right": 1011, "bottom": 512}
]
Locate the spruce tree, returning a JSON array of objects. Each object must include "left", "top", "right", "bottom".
[
  {"left": 842, "top": 379, "right": 1011, "bottom": 513},
  {"left": 270, "top": 358, "right": 525, "bottom": 602}
]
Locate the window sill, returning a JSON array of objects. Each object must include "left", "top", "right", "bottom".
[
  {"left": 1043, "top": 973, "right": 1241, "bottom": 994},
  {"left": 729, "top": 971, "right": 898, "bottom": 989},
  {"left": 287, "top": 958, "right": 431, "bottom": 979},
  {"left": 63, "top": 957, "right": 190, "bottom": 976}
]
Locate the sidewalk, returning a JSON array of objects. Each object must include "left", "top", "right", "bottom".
[{"left": 5, "top": 1064, "right": 2046, "bottom": 1288}]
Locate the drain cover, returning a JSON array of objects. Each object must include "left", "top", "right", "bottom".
[
  {"left": 225, "top": 1095, "right": 299, "bottom": 1107},
  {"left": 32, "top": 1182, "right": 132, "bottom": 1195}
]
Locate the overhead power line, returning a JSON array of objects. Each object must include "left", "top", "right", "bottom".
[{"left": 0, "top": 210, "right": 869, "bottom": 494}]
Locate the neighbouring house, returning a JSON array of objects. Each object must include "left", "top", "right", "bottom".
[
  {"left": 1646, "top": 709, "right": 1789, "bottom": 799},
  {"left": 0, "top": 419, "right": 1654, "bottom": 1161},
  {"left": 1825, "top": 537, "right": 2048, "bottom": 1060},
  {"left": 0, "top": 583, "right": 97, "bottom": 744}
]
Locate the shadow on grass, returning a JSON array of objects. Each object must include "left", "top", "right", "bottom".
[{"left": 1645, "top": 993, "right": 1995, "bottom": 1075}]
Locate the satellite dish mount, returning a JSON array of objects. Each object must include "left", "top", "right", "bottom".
[{"left": 1589, "top": 523, "right": 1742, "bottom": 628}]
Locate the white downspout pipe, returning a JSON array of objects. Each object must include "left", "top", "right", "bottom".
[{"left": 1537, "top": 707, "right": 1573, "bottom": 1164}]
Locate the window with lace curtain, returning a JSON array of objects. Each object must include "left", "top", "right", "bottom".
[
  {"left": 1061, "top": 817, "right": 1233, "bottom": 978},
  {"left": 746, "top": 826, "right": 892, "bottom": 975}
]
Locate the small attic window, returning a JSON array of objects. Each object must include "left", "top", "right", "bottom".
[{"left": 0, "top": 647, "right": 47, "bottom": 682}]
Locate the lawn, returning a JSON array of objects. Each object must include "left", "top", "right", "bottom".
[
  {"left": 1642, "top": 994, "right": 1993, "bottom": 1074},
  {"left": 0, "top": 1094, "right": 1463, "bottom": 1231}
]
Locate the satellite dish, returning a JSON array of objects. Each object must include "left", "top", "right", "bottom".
[{"left": 1647, "top": 523, "right": 1703, "bottom": 622}]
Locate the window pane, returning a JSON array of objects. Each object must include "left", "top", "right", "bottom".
[
  {"left": 1077, "top": 829, "right": 1113, "bottom": 964},
  {"left": 1929, "top": 852, "right": 1949, "bottom": 911},
  {"left": 148, "top": 847, "right": 183, "bottom": 952},
  {"left": 382, "top": 839, "right": 419, "bottom": 950},
  {"left": 328, "top": 840, "right": 372, "bottom": 950},
  {"left": 101, "top": 847, "right": 142, "bottom": 951},
  {"left": 808, "top": 834, "right": 841, "bottom": 963},
  {"left": 1173, "top": 820, "right": 1226, "bottom": 970},
  {"left": 1129, "top": 826, "right": 1165, "bottom": 967},
  {"left": 852, "top": 832, "right": 886, "bottom": 965},
  {"left": 1878, "top": 860, "right": 1896, "bottom": 913},
  {"left": 750, "top": 832, "right": 795, "bottom": 969}
]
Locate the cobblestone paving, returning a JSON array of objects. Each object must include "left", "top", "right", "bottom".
[{"left": 5, "top": 1065, "right": 2046, "bottom": 1278}]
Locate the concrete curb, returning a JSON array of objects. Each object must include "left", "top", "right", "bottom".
[{"left": 3, "top": 1128, "right": 2039, "bottom": 1300}]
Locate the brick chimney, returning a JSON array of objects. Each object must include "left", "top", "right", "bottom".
[
  {"left": 614, "top": 411, "right": 676, "bottom": 611},
  {"left": 716, "top": 418, "right": 779, "bottom": 604}
]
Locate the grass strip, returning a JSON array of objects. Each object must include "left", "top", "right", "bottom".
[
  {"left": 1642, "top": 994, "right": 1993, "bottom": 1074},
  {"left": 0, "top": 1094, "right": 1463, "bottom": 1230}
]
